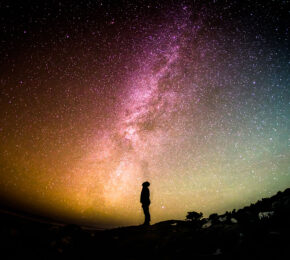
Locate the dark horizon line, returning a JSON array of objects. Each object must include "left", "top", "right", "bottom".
[{"left": 0, "top": 186, "right": 289, "bottom": 230}]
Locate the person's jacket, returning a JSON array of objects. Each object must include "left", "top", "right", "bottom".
[{"left": 140, "top": 187, "right": 150, "bottom": 205}]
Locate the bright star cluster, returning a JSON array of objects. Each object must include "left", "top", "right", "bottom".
[{"left": 0, "top": 0, "right": 289, "bottom": 228}]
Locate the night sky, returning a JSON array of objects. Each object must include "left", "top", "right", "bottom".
[{"left": 0, "top": 0, "right": 289, "bottom": 228}]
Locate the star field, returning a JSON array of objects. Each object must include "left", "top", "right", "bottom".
[{"left": 0, "top": 0, "right": 289, "bottom": 227}]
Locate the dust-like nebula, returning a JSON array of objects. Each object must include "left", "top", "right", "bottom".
[{"left": 0, "top": 0, "right": 289, "bottom": 227}]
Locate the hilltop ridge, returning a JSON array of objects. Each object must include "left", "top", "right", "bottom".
[{"left": 0, "top": 188, "right": 290, "bottom": 259}]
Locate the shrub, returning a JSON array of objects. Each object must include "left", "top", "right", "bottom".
[{"left": 186, "top": 211, "right": 203, "bottom": 221}]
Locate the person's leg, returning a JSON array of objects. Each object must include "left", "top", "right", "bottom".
[
  {"left": 146, "top": 206, "right": 151, "bottom": 223},
  {"left": 143, "top": 205, "right": 150, "bottom": 225},
  {"left": 142, "top": 205, "right": 147, "bottom": 224}
]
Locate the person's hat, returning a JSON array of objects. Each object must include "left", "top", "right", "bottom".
[{"left": 142, "top": 181, "right": 150, "bottom": 187}]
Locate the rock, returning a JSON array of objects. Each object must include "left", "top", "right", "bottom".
[
  {"left": 202, "top": 220, "right": 212, "bottom": 229},
  {"left": 231, "top": 218, "right": 238, "bottom": 224},
  {"left": 258, "top": 211, "right": 274, "bottom": 220}
]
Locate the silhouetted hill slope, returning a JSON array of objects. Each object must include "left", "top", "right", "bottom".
[{"left": 0, "top": 188, "right": 290, "bottom": 259}]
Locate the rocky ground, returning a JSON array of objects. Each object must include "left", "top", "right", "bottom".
[{"left": 1, "top": 188, "right": 290, "bottom": 259}]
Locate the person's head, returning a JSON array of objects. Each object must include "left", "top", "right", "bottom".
[{"left": 142, "top": 181, "right": 150, "bottom": 187}]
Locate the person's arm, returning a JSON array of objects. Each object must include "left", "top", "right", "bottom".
[{"left": 148, "top": 190, "right": 150, "bottom": 204}]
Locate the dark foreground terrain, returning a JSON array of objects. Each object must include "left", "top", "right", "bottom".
[{"left": 1, "top": 188, "right": 290, "bottom": 259}]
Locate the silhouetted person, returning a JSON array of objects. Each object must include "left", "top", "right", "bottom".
[{"left": 140, "top": 181, "right": 151, "bottom": 225}]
